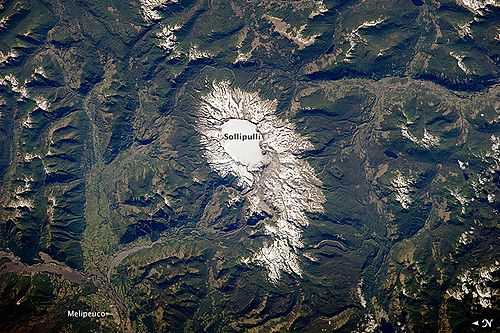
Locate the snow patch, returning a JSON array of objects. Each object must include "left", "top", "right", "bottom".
[
  {"left": 457, "top": 0, "right": 499, "bottom": 12},
  {"left": 345, "top": 18, "right": 385, "bottom": 62},
  {"left": 401, "top": 124, "right": 440, "bottom": 149},
  {"left": 391, "top": 171, "right": 414, "bottom": 209},
  {"left": 140, "top": 0, "right": 178, "bottom": 22},
  {"left": 446, "top": 261, "right": 499, "bottom": 308},
  {"left": 450, "top": 52, "right": 472, "bottom": 74},
  {"left": 156, "top": 24, "right": 181, "bottom": 53}
]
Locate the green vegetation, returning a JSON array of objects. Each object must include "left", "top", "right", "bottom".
[{"left": 0, "top": 0, "right": 498, "bottom": 332}]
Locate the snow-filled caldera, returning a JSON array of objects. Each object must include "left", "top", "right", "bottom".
[{"left": 221, "top": 119, "right": 263, "bottom": 168}]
